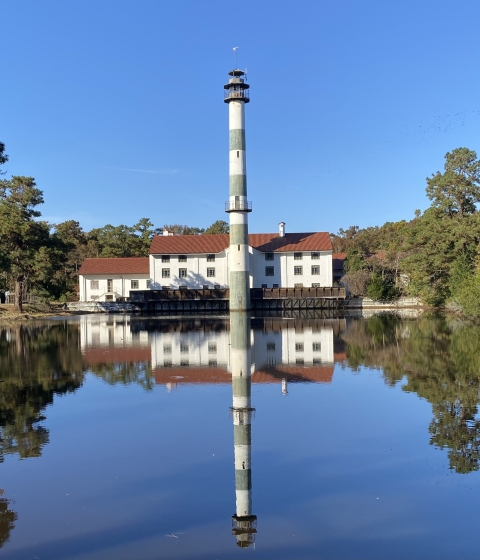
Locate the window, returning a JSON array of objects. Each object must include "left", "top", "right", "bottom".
[
  {"left": 312, "top": 343, "right": 321, "bottom": 351},
  {"left": 146, "top": 280, "right": 151, "bottom": 289},
  {"left": 90, "top": 280, "right": 99, "bottom": 290},
  {"left": 214, "top": 284, "right": 220, "bottom": 289},
  {"left": 179, "top": 268, "right": 187, "bottom": 278},
  {"left": 91, "top": 295, "right": 99, "bottom": 301},
  {"left": 295, "top": 343, "right": 304, "bottom": 352},
  {"left": 164, "top": 360, "right": 172, "bottom": 367},
  {"left": 180, "top": 343, "right": 189, "bottom": 353},
  {"left": 203, "top": 285, "right": 209, "bottom": 289},
  {"left": 162, "top": 255, "right": 170, "bottom": 263},
  {"left": 178, "top": 255, "right": 187, "bottom": 262},
  {"left": 296, "top": 358, "right": 304, "bottom": 365},
  {"left": 312, "top": 283, "right": 320, "bottom": 287},
  {"left": 261, "top": 284, "right": 267, "bottom": 288},
  {"left": 294, "top": 283, "right": 303, "bottom": 288},
  {"left": 311, "top": 252, "right": 320, "bottom": 259},
  {"left": 265, "top": 252, "right": 274, "bottom": 261},
  {"left": 207, "top": 268, "right": 215, "bottom": 277},
  {"left": 294, "top": 252, "right": 303, "bottom": 260},
  {"left": 107, "top": 279, "right": 113, "bottom": 292},
  {"left": 131, "top": 280, "right": 139, "bottom": 289},
  {"left": 273, "top": 283, "right": 279, "bottom": 288},
  {"left": 207, "top": 254, "right": 215, "bottom": 262},
  {"left": 294, "top": 266, "right": 303, "bottom": 275},
  {"left": 267, "top": 342, "right": 276, "bottom": 351},
  {"left": 311, "top": 266, "right": 320, "bottom": 275},
  {"left": 208, "top": 359, "right": 218, "bottom": 367},
  {"left": 313, "top": 358, "right": 322, "bottom": 365},
  {"left": 208, "top": 342, "right": 217, "bottom": 353},
  {"left": 162, "top": 268, "right": 170, "bottom": 278},
  {"left": 265, "top": 266, "right": 274, "bottom": 276},
  {"left": 180, "top": 359, "right": 189, "bottom": 367},
  {"left": 163, "top": 344, "right": 172, "bottom": 354},
  {"left": 162, "top": 285, "right": 170, "bottom": 290}
]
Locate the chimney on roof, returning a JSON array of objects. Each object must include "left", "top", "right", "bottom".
[
  {"left": 279, "top": 222, "right": 285, "bottom": 237},
  {"left": 163, "top": 229, "right": 173, "bottom": 236}
]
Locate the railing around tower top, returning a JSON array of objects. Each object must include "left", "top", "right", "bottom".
[
  {"left": 224, "top": 90, "right": 250, "bottom": 102},
  {"left": 225, "top": 200, "right": 252, "bottom": 212}
]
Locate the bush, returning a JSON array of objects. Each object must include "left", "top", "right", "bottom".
[
  {"left": 456, "top": 272, "right": 480, "bottom": 318},
  {"left": 366, "top": 274, "right": 399, "bottom": 301}
]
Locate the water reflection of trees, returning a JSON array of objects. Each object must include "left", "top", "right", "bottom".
[
  {"left": 0, "top": 323, "right": 85, "bottom": 461},
  {"left": 88, "top": 363, "right": 154, "bottom": 391},
  {"left": 0, "top": 493, "right": 17, "bottom": 549},
  {"left": 342, "top": 315, "right": 480, "bottom": 473}
]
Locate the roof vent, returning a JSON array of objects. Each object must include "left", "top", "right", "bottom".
[{"left": 279, "top": 222, "right": 285, "bottom": 238}]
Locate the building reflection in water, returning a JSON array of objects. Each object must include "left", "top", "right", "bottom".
[
  {"left": 229, "top": 312, "right": 257, "bottom": 547},
  {"left": 79, "top": 314, "right": 343, "bottom": 548}
]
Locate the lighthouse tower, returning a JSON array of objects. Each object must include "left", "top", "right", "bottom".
[
  {"left": 229, "top": 312, "right": 257, "bottom": 547},
  {"left": 224, "top": 67, "right": 252, "bottom": 311}
]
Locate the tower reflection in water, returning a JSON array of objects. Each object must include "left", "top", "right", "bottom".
[{"left": 229, "top": 312, "right": 257, "bottom": 547}]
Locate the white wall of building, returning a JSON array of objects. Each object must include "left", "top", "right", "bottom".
[
  {"left": 150, "top": 326, "right": 334, "bottom": 371},
  {"left": 150, "top": 251, "right": 229, "bottom": 289},
  {"left": 151, "top": 330, "right": 231, "bottom": 370},
  {"left": 79, "top": 315, "right": 149, "bottom": 350},
  {"left": 149, "top": 249, "right": 332, "bottom": 290},
  {"left": 79, "top": 274, "right": 150, "bottom": 302}
]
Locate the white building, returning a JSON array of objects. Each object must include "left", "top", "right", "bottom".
[
  {"left": 149, "top": 223, "right": 333, "bottom": 290},
  {"left": 78, "top": 257, "right": 150, "bottom": 302}
]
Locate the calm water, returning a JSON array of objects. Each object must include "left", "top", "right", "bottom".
[{"left": 1, "top": 313, "right": 480, "bottom": 559}]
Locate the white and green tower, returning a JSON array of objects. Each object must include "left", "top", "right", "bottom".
[
  {"left": 230, "top": 312, "right": 257, "bottom": 547},
  {"left": 224, "top": 66, "right": 252, "bottom": 311}
]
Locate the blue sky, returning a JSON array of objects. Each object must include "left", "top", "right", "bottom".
[{"left": 2, "top": 0, "right": 480, "bottom": 235}]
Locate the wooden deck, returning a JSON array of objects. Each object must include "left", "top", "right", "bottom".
[{"left": 129, "top": 287, "right": 346, "bottom": 313}]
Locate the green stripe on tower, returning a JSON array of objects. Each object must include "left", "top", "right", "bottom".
[
  {"left": 230, "top": 271, "right": 250, "bottom": 310},
  {"left": 234, "top": 425, "right": 252, "bottom": 445},
  {"left": 229, "top": 129, "right": 246, "bottom": 151},
  {"left": 229, "top": 174, "right": 247, "bottom": 197},
  {"left": 230, "top": 224, "right": 248, "bottom": 246},
  {"left": 232, "top": 377, "right": 251, "bottom": 398},
  {"left": 235, "top": 469, "right": 252, "bottom": 490}
]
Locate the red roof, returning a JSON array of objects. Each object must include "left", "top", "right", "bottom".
[
  {"left": 153, "top": 365, "right": 334, "bottom": 385},
  {"left": 149, "top": 232, "right": 332, "bottom": 255},
  {"left": 78, "top": 257, "right": 149, "bottom": 275},
  {"left": 83, "top": 346, "right": 151, "bottom": 365}
]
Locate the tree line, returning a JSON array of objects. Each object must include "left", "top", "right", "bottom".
[
  {"left": 0, "top": 142, "right": 229, "bottom": 310},
  {"left": 1, "top": 141, "right": 479, "bottom": 316},
  {"left": 331, "top": 147, "right": 480, "bottom": 317}
]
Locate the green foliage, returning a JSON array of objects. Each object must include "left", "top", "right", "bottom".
[
  {"left": 455, "top": 270, "right": 480, "bottom": 318},
  {"left": 449, "top": 250, "right": 475, "bottom": 297},
  {"left": 0, "top": 142, "right": 8, "bottom": 174},
  {"left": 366, "top": 273, "right": 398, "bottom": 301},
  {"left": 344, "top": 248, "right": 364, "bottom": 273},
  {"left": 426, "top": 148, "right": 480, "bottom": 218},
  {"left": 0, "top": 176, "right": 50, "bottom": 310},
  {"left": 204, "top": 220, "right": 229, "bottom": 234}
]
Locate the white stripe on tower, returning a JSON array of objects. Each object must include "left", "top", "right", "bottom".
[{"left": 224, "top": 68, "right": 251, "bottom": 311}]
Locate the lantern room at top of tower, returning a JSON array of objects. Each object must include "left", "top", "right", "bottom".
[{"left": 224, "top": 69, "right": 250, "bottom": 103}]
